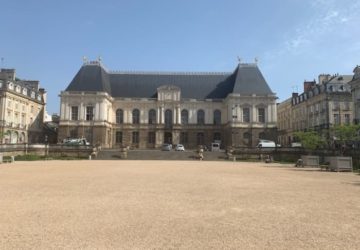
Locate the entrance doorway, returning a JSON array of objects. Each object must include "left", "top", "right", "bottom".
[{"left": 164, "top": 132, "right": 172, "bottom": 144}]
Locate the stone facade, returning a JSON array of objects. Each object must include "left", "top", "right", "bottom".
[
  {"left": 349, "top": 66, "right": 360, "bottom": 124},
  {"left": 59, "top": 60, "right": 277, "bottom": 149},
  {"left": 277, "top": 98, "right": 292, "bottom": 146},
  {"left": 277, "top": 73, "right": 353, "bottom": 146},
  {"left": 0, "top": 69, "right": 46, "bottom": 144}
]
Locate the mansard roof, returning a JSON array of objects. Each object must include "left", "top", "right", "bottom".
[
  {"left": 65, "top": 61, "right": 274, "bottom": 99},
  {"left": 232, "top": 63, "right": 273, "bottom": 95}
]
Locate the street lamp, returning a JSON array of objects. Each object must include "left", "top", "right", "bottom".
[
  {"left": 44, "top": 134, "right": 48, "bottom": 158},
  {"left": 231, "top": 105, "right": 238, "bottom": 147}
]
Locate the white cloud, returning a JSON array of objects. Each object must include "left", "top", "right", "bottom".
[
  {"left": 269, "top": 0, "right": 360, "bottom": 56},
  {"left": 262, "top": 0, "right": 360, "bottom": 101}
]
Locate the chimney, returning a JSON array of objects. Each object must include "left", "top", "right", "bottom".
[
  {"left": 318, "top": 74, "right": 330, "bottom": 84},
  {"left": 303, "top": 80, "right": 316, "bottom": 92},
  {"left": 0, "top": 68, "right": 16, "bottom": 81}
]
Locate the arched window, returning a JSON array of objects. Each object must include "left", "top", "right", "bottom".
[
  {"left": 213, "top": 110, "right": 221, "bottom": 125},
  {"left": 148, "top": 109, "right": 156, "bottom": 124},
  {"left": 259, "top": 132, "right": 266, "bottom": 140},
  {"left": 165, "top": 109, "right": 172, "bottom": 128},
  {"left": 197, "top": 109, "right": 205, "bottom": 125},
  {"left": 181, "top": 109, "right": 188, "bottom": 124},
  {"left": 243, "top": 132, "right": 251, "bottom": 140},
  {"left": 258, "top": 108, "right": 265, "bottom": 123},
  {"left": 132, "top": 109, "right": 140, "bottom": 124},
  {"left": 116, "top": 109, "right": 123, "bottom": 124}
]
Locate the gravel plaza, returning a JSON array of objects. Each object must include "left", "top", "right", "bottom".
[{"left": 1, "top": 160, "right": 360, "bottom": 249}]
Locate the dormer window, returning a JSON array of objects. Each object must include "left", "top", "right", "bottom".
[
  {"left": 16, "top": 86, "right": 21, "bottom": 93},
  {"left": 8, "top": 82, "right": 14, "bottom": 90},
  {"left": 31, "top": 91, "right": 35, "bottom": 98},
  {"left": 22, "top": 88, "right": 27, "bottom": 95},
  {"left": 157, "top": 85, "right": 181, "bottom": 101}
]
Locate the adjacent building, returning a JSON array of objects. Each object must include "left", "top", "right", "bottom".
[
  {"left": 0, "top": 68, "right": 46, "bottom": 144},
  {"left": 277, "top": 73, "right": 353, "bottom": 146},
  {"left": 59, "top": 60, "right": 277, "bottom": 148},
  {"left": 277, "top": 97, "right": 292, "bottom": 146},
  {"left": 349, "top": 65, "right": 360, "bottom": 124}
]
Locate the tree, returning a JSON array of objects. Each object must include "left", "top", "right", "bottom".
[
  {"left": 330, "top": 124, "right": 360, "bottom": 152},
  {"left": 293, "top": 130, "right": 326, "bottom": 151}
]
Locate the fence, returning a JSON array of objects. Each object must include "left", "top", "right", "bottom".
[{"left": 0, "top": 144, "right": 93, "bottom": 158}]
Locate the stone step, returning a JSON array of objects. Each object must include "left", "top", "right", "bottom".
[{"left": 96, "top": 149, "right": 227, "bottom": 161}]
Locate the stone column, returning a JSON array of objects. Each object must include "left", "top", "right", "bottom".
[
  {"left": 272, "top": 104, "right": 277, "bottom": 123},
  {"left": 265, "top": 105, "right": 273, "bottom": 123},
  {"left": 96, "top": 103, "right": 100, "bottom": 120},
  {"left": 157, "top": 107, "right": 161, "bottom": 124},
  {"left": 161, "top": 106, "right": 164, "bottom": 124},
  {"left": 173, "top": 107, "right": 177, "bottom": 124},
  {"left": 177, "top": 106, "right": 181, "bottom": 124},
  {"left": 60, "top": 102, "right": 66, "bottom": 120},
  {"left": 252, "top": 105, "right": 257, "bottom": 122}
]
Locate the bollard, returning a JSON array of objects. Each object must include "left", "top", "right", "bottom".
[{"left": 89, "top": 155, "right": 92, "bottom": 160}]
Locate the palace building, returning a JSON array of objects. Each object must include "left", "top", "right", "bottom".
[{"left": 59, "top": 60, "right": 277, "bottom": 148}]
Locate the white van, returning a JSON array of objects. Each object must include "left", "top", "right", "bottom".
[
  {"left": 256, "top": 140, "right": 276, "bottom": 148},
  {"left": 211, "top": 142, "right": 220, "bottom": 151},
  {"left": 291, "top": 142, "right": 302, "bottom": 148}
]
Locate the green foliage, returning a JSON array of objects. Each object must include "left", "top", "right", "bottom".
[
  {"left": 293, "top": 130, "right": 326, "bottom": 151},
  {"left": 331, "top": 124, "right": 360, "bottom": 143}
]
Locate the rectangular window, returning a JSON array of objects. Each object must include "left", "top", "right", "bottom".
[
  {"left": 148, "top": 132, "right": 156, "bottom": 144},
  {"left": 243, "top": 108, "right": 250, "bottom": 122},
  {"left": 334, "top": 114, "right": 340, "bottom": 125},
  {"left": 71, "top": 106, "right": 79, "bottom": 121},
  {"left": 132, "top": 131, "right": 139, "bottom": 144},
  {"left": 86, "top": 106, "right": 94, "bottom": 121},
  {"left": 258, "top": 108, "right": 265, "bottom": 123},
  {"left": 115, "top": 131, "right": 123, "bottom": 144},
  {"left": 180, "top": 132, "right": 188, "bottom": 144},
  {"left": 345, "top": 114, "right": 350, "bottom": 125}
]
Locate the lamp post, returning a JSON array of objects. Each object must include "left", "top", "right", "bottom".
[
  {"left": 44, "top": 134, "right": 48, "bottom": 158},
  {"left": 231, "top": 105, "right": 238, "bottom": 147}
]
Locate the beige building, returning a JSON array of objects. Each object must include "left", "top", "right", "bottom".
[
  {"left": 349, "top": 65, "right": 360, "bottom": 124},
  {"left": 277, "top": 98, "right": 292, "bottom": 146},
  {"left": 0, "top": 68, "right": 46, "bottom": 144},
  {"left": 59, "top": 60, "right": 278, "bottom": 148},
  {"left": 277, "top": 74, "right": 353, "bottom": 146}
]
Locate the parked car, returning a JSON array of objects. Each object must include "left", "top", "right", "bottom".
[
  {"left": 175, "top": 144, "right": 185, "bottom": 151},
  {"left": 162, "top": 143, "right": 172, "bottom": 151},
  {"left": 256, "top": 140, "right": 276, "bottom": 148},
  {"left": 63, "top": 138, "right": 90, "bottom": 146}
]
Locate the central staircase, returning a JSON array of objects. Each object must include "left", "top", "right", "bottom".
[{"left": 96, "top": 149, "right": 227, "bottom": 161}]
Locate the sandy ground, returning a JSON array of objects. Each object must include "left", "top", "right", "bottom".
[{"left": 0, "top": 160, "right": 360, "bottom": 250}]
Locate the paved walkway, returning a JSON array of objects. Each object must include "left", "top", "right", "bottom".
[{"left": 1, "top": 160, "right": 360, "bottom": 249}]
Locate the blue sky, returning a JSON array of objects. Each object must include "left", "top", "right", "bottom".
[{"left": 1, "top": 0, "right": 359, "bottom": 114}]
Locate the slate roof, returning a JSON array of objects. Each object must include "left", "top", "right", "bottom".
[{"left": 65, "top": 62, "right": 274, "bottom": 99}]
